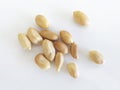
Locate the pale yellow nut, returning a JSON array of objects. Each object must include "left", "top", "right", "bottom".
[
  {"left": 42, "top": 39, "right": 55, "bottom": 62},
  {"left": 27, "top": 27, "right": 43, "bottom": 44},
  {"left": 70, "top": 42, "right": 79, "bottom": 59},
  {"left": 35, "top": 15, "right": 49, "bottom": 28},
  {"left": 35, "top": 53, "right": 50, "bottom": 70},
  {"left": 67, "top": 62, "right": 79, "bottom": 78},
  {"left": 89, "top": 50, "right": 104, "bottom": 64},
  {"left": 40, "top": 30, "right": 58, "bottom": 41},
  {"left": 18, "top": 33, "right": 31, "bottom": 50},
  {"left": 55, "top": 52, "right": 64, "bottom": 72},
  {"left": 60, "top": 30, "right": 73, "bottom": 44},
  {"left": 73, "top": 11, "right": 88, "bottom": 26},
  {"left": 54, "top": 41, "right": 68, "bottom": 54}
]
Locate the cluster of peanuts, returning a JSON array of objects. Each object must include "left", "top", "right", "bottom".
[{"left": 18, "top": 11, "right": 104, "bottom": 79}]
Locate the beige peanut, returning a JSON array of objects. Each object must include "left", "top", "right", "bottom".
[
  {"left": 89, "top": 50, "right": 104, "bottom": 64},
  {"left": 55, "top": 52, "right": 64, "bottom": 72},
  {"left": 35, "top": 15, "right": 49, "bottom": 28},
  {"left": 35, "top": 53, "right": 50, "bottom": 70},
  {"left": 60, "top": 30, "right": 73, "bottom": 44},
  {"left": 42, "top": 39, "right": 55, "bottom": 62},
  {"left": 70, "top": 42, "right": 79, "bottom": 59},
  {"left": 18, "top": 33, "right": 31, "bottom": 50},
  {"left": 54, "top": 41, "right": 68, "bottom": 54},
  {"left": 67, "top": 62, "right": 79, "bottom": 78},
  {"left": 27, "top": 27, "right": 43, "bottom": 44},
  {"left": 73, "top": 11, "right": 88, "bottom": 26},
  {"left": 40, "top": 30, "right": 58, "bottom": 41}
]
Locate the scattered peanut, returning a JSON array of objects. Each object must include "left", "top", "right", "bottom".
[{"left": 18, "top": 12, "right": 104, "bottom": 79}]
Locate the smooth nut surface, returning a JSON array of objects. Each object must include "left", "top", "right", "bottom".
[
  {"left": 89, "top": 50, "right": 104, "bottom": 64},
  {"left": 60, "top": 30, "right": 73, "bottom": 44},
  {"left": 40, "top": 30, "right": 58, "bottom": 40},
  {"left": 27, "top": 27, "right": 43, "bottom": 44},
  {"left": 70, "top": 43, "right": 79, "bottom": 59},
  {"left": 55, "top": 52, "right": 64, "bottom": 72},
  {"left": 35, "top": 15, "right": 49, "bottom": 28},
  {"left": 18, "top": 33, "right": 31, "bottom": 50},
  {"left": 35, "top": 53, "right": 50, "bottom": 70},
  {"left": 67, "top": 62, "right": 79, "bottom": 78},
  {"left": 54, "top": 41, "right": 68, "bottom": 54},
  {"left": 73, "top": 11, "right": 88, "bottom": 26},
  {"left": 42, "top": 39, "right": 55, "bottom": 62}
]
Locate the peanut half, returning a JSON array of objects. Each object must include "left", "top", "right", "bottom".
[
  {"left": 60, "top": 30, "right": 73, "bottom": 44},
  {"left": 67, "top": 62, "right": 79, "bottom": 78},
  {"left": 70, "top": 43, "right": 79, "bottom": 59},
  {"left": 35, "top": 53, "right": 50, "bottom": 70},
  {"left": 27, "top": 27, "right": 43, "bottom": 44},
  {"left": 35, "top": 15, "right": 49, "bottom": 28},
  {"left": 54, "top": 41, "right": 68, "bottom": 54},
  {"left": 42, "top": 39, "right": 55, "bottom": 62},
  {"left": 40, "top": 30, "right": 58, "bottom": 41},
  {"left": 18, "top": 33, "right": 31, "bottom": 50},
  {"left": 89, "top": 50, "right": 104, "bottom": 64},
  {"left": 73, "top": 11, "right": 88, "bottom": 26},
  {"left": 55, "top": 52, "right": 64, "bottom": 72}
]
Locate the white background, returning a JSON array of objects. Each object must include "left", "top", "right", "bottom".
[{"left": 0, "top": 0, "right": 120, "bottom": 90}]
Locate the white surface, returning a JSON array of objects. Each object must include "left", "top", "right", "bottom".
[{"left": 0, "top": 0, "right": 120, "bottom": 90}]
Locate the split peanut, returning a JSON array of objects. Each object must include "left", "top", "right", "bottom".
[
  {"left": 60, "top": 30, "right": 73, "bottom": 44},
  {"left": 70, "top": 42, "right": 79, "bottom": 59},
  {"left": 73, "top": 11, "right": 88, "bottom": 26},
  {"left": 27, "top": 27, "right": 43, "bottom": 44},
  {"left": 67, "top": 62, "right": 79, "bottom": 78},
  {"left": 35, "top": 15, "right": 49, "bottom": 28},
  {"left": 35, "top": 53, "right": 50, "bottom": 70},
  {"left": 55, "top": 52, "right": 64, "bottom": 72},
  {"left": 18, "top": 33, "right": 31, "bottom": 50},
  {"left": 54, "top": 41, "right": 68, "bottom": 54},
  {"left": 40, "top": 30, "right": 58, "bottom": 41},
  {"left": 42, "top": 39, "right": 55, "bottom": 62},
  {"left": 89, "top": 50, "right": 104, "bottom": 64}
]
